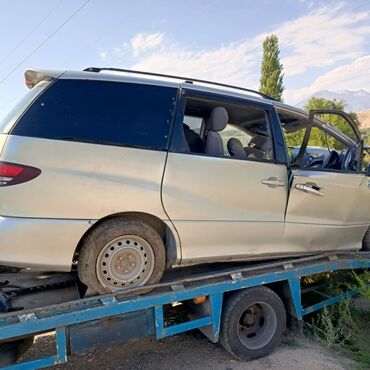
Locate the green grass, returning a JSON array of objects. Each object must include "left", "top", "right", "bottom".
[
  {"left": 345, "top": 309, "right": 370, "bottom": 368},
  {"left": 304, "top": 272, "right": 370, "bottom": 368}
]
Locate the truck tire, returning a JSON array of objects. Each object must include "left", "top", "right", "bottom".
[
  {"left": 220, "top": 286, "right": 286, "bottom": 360},
  {"left": 363, "top": 227, "right": 370, "bottom": 251},
  {"left": 78, "top": 218, "right": 165, "bottom": 294}
]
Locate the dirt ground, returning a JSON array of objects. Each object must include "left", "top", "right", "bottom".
[{"left": 23, "top": 330, "right": 354, "bottom": 370}]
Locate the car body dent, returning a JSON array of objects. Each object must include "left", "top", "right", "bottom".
[{"left": 284, "top": 168, "right": 370, "bottom": 252}]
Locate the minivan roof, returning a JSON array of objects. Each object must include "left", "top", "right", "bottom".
[{"left": 25, "top": 68, "right": 276, "bottom": 107}]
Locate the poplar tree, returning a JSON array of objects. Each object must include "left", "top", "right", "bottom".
[{"left": 259, "top": 34, "right": 284, "bottom": 101}]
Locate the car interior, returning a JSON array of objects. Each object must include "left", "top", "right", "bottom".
[
  {"left": 278, "top": 111, "right": 356, "bottom": 171},
  {"left": 181, "top": 97, "right": 273, "bottom": 161}
]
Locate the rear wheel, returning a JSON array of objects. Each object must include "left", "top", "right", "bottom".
[
  {"left": 363, "top": 227, "right": 370, "bottom": 251},
  {"left": 220, "top": 286, "right": 286, "bottom": 360},
  {"left": 78, "top": 218, "right": 165, "bottom": 294}
]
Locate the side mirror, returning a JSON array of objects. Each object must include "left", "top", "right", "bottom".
[{"left": 366, "top": 164, "right": 370, "bottom": 177}]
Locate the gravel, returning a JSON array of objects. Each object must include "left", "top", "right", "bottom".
[{"left": 21, "top": 330, "right": 354, "bottom": 370}]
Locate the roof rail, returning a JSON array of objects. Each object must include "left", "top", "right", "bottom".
[{"left": 83, "top": 67, "right": 277, "bottom": 101}]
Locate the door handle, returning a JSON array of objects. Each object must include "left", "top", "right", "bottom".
[
  {"left": 261, "top": 177, "right": 285, "bottom": 188},
  {"left": 295, "top": 183, "right": 324, "bottom": 196}
]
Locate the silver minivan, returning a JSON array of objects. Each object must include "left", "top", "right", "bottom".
[{"left": 0, "top": 68, "right": 369, "bottom": 293}]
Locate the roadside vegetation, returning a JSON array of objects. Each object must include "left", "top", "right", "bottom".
[
  {"left": 304, "top": 271, "right": 370, "bottom": 368},
  {"left": 363, "top": 128, "right": 370, "bottom": 145},
  {"left": 285, "top": 97, "right": 361, "bottom": 148}
]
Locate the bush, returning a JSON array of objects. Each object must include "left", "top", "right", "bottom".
[
  {"left": 305, "top": 271, "right": 370, "bottom": 367},
  {"left": 305, "top": 299, "right": 353, "bottom": 346},
  {"left": 353, "top": 271, "right": 370, "bottom": 301}
]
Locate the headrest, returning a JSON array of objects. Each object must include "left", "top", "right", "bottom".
[
  {"left": 227, "top": 138, "right": 247, "bottom": 159},
  {"left": 207, "top": 107, "right": 228, "bottom": 132}
]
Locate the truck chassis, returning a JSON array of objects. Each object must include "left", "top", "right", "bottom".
[{"left": 0, "top": 252, "right": 369, "bottom": 369}]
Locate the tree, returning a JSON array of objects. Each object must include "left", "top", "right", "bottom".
[
  {"left": 259, "top": 34, "right": 284, "bottom": 101},
  {"left": 363, "top": 129, "right": 370, "bottom": 145},
  {"left": 285, "top": 97, "right": 360, "bottom": 150},
  {"left": 304, "top": 97, "right": 360, "bottom": 128},
  {"left": 304, "top": 97, "right": 345, "bottom": 111},
  {"left": 304, "top": 97, "right": 359, "bottom": 134}
]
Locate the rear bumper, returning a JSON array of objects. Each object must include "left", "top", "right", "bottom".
[{"left": 0, "top": 216, "right": 92, "bottom": 271}]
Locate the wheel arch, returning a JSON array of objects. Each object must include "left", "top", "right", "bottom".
[{"left": 74, "top": 211, "right": 180, "bottom": 268}]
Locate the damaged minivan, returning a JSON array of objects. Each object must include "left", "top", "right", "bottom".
[{"left": 0, "top": 67, "right": 369, "bottom": 294}]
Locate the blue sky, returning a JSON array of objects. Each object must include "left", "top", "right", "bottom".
[{"left": 0, "top": 0, "right": 370, "bottom": 120}]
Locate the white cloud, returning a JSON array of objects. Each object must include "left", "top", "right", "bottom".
[
  {"left": 100, "top": 4, "right": 370, "bottom": 97},
  {"left": 299, "top": 0, "right": 315, "bottom": 9},
  {"left": 101, "top": 32, "right": 262, "bottom": 88},
  {"left": 286, "top": 55, "right": 370, "bottom": 103},
  {"left": 130, "top": 32, "right": 164, "bottom": 56},
  {"left": 273, "top": 3, "right": 370, "bottom": 76},
  {"left": 131, "top": 40, "right": 261, "bottom": 88}
]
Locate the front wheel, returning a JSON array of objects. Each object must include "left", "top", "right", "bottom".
[
  {"left": 78, "top": 218, "right": 166, "bottom": 294},
  {"left": 220, "top": 286, "right": 286, "bottom": 360}
]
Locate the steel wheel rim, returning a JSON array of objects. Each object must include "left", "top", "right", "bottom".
[
  {"left": 236, "top": 301, "right": 277, "bottom": 350},
  {"left": 97, "top": 235, "right": 155, "bottom": 290}
]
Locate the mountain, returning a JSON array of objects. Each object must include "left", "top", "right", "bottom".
[
  {"left": 297, "top": 90, "right": 370, "bottom": 112},
  {"left": 357, "top": 109, "right": 370, "bottom": 130}
]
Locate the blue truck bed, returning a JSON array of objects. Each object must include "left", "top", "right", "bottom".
[{"left": 0, "top": 252, "right": 369, "bottom": 369}]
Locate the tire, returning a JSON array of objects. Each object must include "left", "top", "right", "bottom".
[
  {"left": 363, "top": 227, "right": 370, "bottom": 251},
  {"left": 220, "top": 286, "right": 286, "bottom": 360},
  {"left": 78, "top": 218, "right": 166, "bottom": 294}
]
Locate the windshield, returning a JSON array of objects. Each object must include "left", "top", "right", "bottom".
[{"left": 0, "top": 80, "right": 51, "bottom": 134}]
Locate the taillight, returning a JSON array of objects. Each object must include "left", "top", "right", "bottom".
[{"left": 0, "top": 161, "right": 41, "bottom": 186}]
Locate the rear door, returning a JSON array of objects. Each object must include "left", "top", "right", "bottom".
[
  {"left": 162, "top": 92, "right": 289, "bottom": 264},
  {"left": 280, "top": 109, "right": 370, "bottom": 253}
]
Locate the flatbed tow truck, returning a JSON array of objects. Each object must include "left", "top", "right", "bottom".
[{"left": 0, "top": 251, "right": 369, "bottom": 369}]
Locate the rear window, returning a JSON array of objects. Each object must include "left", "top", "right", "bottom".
[
  {"left": 12, "top": 79, "right": 177, "bottom": 150},
  {"left": 0, "top": 81, "right": 50, "bottom": 134}
]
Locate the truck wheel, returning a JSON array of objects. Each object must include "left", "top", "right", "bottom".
[
  {"left": 220, "top": 286, "right": 286, "bottom": 360},
  {"left": 363, "top": 227, "right": 370, "bottom": 251},
  {"left": 78, "top": 218, "right": 165, "bottom": 294}
]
